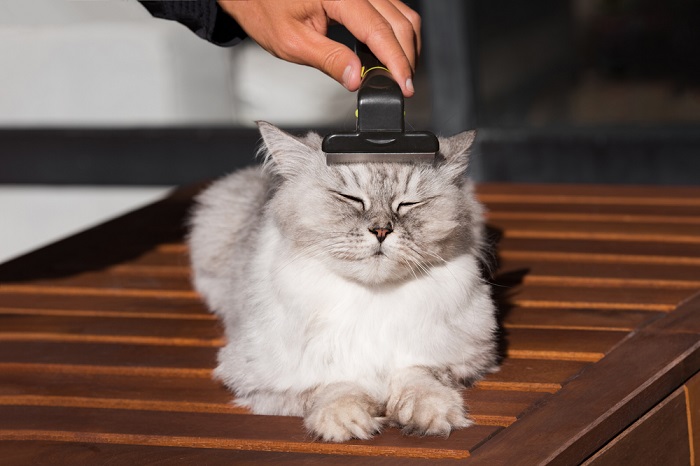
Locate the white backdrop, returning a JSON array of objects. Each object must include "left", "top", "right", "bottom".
[{"left": 0, "top": 0, "right": 354, "bottom": 127}]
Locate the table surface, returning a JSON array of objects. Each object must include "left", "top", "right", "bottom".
[{"left": 1, "top": 183, "right": 698, "bottom": 465}]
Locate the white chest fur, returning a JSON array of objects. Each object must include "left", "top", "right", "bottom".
[{"left": 221, "top": 225, "right": 496, "bottom": 396}]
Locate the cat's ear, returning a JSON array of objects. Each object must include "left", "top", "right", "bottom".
[
  {"left": 257, "top": 121, "right": 325, "bottom": 178},
  {"left": 439, "top": 130, "right": 477, "bottom": 176}
]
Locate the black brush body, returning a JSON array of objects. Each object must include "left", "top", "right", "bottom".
[{"left": 323, "top": 42, "right": 439, "bottom": 164}]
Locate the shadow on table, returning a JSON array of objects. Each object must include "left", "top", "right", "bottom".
[
  {"left": 483, "top": 224, "right": 530, "bottom": 364},
  {"left": 0, "top": 185, "right": 205, "bottom": 283}
]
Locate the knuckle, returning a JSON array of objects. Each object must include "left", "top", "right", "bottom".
[
  {"left": 396, "top": 19, "right": 415, "bottom": 37},
  {"left": 405, "top": 10, "right": 421, "bottom": 29},
  {"left": 367, "top": 18, "right": 394, "bottom": 40}
]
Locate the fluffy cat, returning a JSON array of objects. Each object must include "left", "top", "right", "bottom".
[{"left": 188, "top": 122, "right": 498, "bottom": 442}]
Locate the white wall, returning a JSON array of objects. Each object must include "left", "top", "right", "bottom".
[
  {"left": 0, "top": 0, "right": 238, "bottom": 126},
  {"left": 0, "top": 0, "right": 354, "bottom": 127},
  {"left": 0, "top": 1, "right": 357, "bottom": 263}
]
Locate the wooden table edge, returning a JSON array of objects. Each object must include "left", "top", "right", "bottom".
[{"left": 466, "top": 291, "right": 700, "bottom": 465}]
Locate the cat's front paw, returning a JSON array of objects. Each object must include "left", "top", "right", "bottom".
[
  {"left": 387, "top": 378, "right": 472, "bottom": 437},
  {"left": 304, "top": 385, "right": 384, "bottom": 442}
]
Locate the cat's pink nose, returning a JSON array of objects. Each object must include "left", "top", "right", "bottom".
[{"left": 369, "top": 225, "right": 393, "bottom": 243}]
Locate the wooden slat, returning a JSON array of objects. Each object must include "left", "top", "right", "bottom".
[
  {"left": 476, "top": 183, "right": 700, "bottom": 202},
  {"left": 499, "top": 250, "right": 700, "bottom": 268},
  {"left": 467, "top": 389, "right": 550, "bottom": 423},
  {"left": 0, "top": 406, "right": 500, "bottom": 460},
  {"left": 504, "top": 328, "right": 628, "bottom": 362},
  {"left": 0, "top": 284, "right": 198, "bottom": 299},
  {"left": 0, "top": 363, "right": 211, "bottom": 379},
  {"left": 466, "top": 293, "right": 700, "bottom": 465},
  {"left": 510, "top": 285, "right": 687, "bottom": 311},
  {"left": 480, "top": 359, "right": 588, "bottom": 390},
  {"left": 1, "top": 272, "right": 193, "bottom": 292},
  {"left": 491, "top": 218, "right": 700, "bottom": 240},
  {"left": 498, "top": 258, "right": 700, "bottom": 283},
  {"left": 498, "top": 237, "right": 700, "bottom": 259},
  {"left": 0, "top": 342, "right": 218, "bottom": 368},
  {"left": 108, "top": 250, "right": 190, "bottom": 267},
  {"left": 487, "top": 210, "right": 700, "bottom": 224},
  {"left": 0, "top": 293, "right": 209, "bottom": 315},
  {"left": 501, "top": 307, "right": 663, "bottom": 332},
  {"left": 582, "top": 388, "right": 691, "bottom": 466},
  {"left": 486, "top": 201, "right": 700, "bottom": 217},
  {"left": 0, "top": 442, "right": 458, "bottom": 466},
  {"left": 0, "top": 315, "right": 221, "bottom": 340},
  {"left": 0, "top": 371, "right": 230, "bottom": 403}
]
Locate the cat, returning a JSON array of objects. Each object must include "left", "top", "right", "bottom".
[{"left": 188, "top": 122, "right": 498, "bottom": 442}]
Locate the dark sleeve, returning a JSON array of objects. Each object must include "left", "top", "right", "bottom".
[{"left": 138, "top": 0, "right": 247, "bottom": 47}]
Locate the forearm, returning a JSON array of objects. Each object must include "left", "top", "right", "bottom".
[{"left": 138, "top": 0, "right": 247, "bottom": 46}]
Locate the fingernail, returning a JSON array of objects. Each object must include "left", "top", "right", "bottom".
[
  {"left": 405, "top": 78, "right": 415, "bottom": 94},
  {"left": 342, "top": 65, "right": 353, "bottom": 89}
]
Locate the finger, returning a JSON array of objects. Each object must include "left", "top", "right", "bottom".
[
  {"left": 368, "top": 0, "right": 417, "bottom": 71},
  {"left": 285, "top": 28, "right": 363, "bottom": 91},
  {"left": 385, "top": 0, "right": 422, "bottom": 56},
  {"left": 325, "top": 0, "right": 414, "bottom": 97}
]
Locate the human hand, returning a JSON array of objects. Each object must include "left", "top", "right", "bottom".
[{"left": 218, "top": 0, "right": 421, "bottom": 97}]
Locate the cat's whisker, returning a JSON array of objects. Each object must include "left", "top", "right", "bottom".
[
  {"left": 272, "top": 244, "right": 331, "bottom": 275},
  {"left": 405, "top": 245, "right": 476, "bottom": 300},
  {"left": 397, "top": 254, "right": 420, "bottom": 281},
  {"left": 401, "top": 251, "right": 430, "bottom": 278}
]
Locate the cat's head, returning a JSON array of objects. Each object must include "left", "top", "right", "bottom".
[{"left": 258, "top": 122, "right": 483, "bottom": 287}]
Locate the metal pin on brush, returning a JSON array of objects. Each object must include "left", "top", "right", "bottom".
[{"left": 323, "top": 42, "right": 439, "bottom": 164}]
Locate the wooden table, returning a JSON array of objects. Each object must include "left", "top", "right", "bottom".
[{"left": 1, "top": 183, "right": 698, "bottom": 465}]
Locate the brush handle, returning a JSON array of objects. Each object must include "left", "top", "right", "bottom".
[
  {"left": 354, "top": 42, "right": 404, "bottom": 132},
  {"left": 355, "top": 41, "right": 384, "bottom": 74}
]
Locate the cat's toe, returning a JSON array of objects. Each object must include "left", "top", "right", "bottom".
[
  {"left": 388, "top": 381, "right": 471, "bottom": 437},
  {"left": 304, "top": 392, "right": 383, "bottom": 442}
]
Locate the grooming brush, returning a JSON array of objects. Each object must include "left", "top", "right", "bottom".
[{"left": 323, "top": 42, "right": 439, "bottom": 164}]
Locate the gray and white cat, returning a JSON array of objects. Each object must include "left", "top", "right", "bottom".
[{"left": 188, "top": 122, "right": 498, "bottom": 442}]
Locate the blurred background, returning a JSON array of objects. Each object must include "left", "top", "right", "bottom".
[{"left": 1, "top": 0, "right": 699, "bottom": 262}]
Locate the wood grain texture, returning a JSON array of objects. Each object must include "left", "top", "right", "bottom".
[
  {"left": 466, "top": 294, "right": 700, "bottom": 465},
  {"left": 582, "top": 388, "right": 691, "bottom": 466},
  {"left": 0, "top": 442, "right": 467, "bottom": 466},
  {"left": 685, "top": 371, "right": 700, "bottom": 464},
  {"left": 1, "top": 183, "right": 699, "bottom": 464},
  {"left": 0, "top": 406, "right": 500, "bottom": 460}
]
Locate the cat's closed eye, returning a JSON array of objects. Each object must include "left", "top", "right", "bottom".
[
  {"left": 395, "top": 200, "right": 426, "bottom": 214},
  {"left": 333, "top": 192, "right": 365, "bottom": 211}
]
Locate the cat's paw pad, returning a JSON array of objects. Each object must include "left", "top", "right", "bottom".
[
  {"left": 387, "top": 381, "right": 472, "bottom": 437},
  {"left": 304, "top": 393, "right": 383, "bottom": 442}
]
